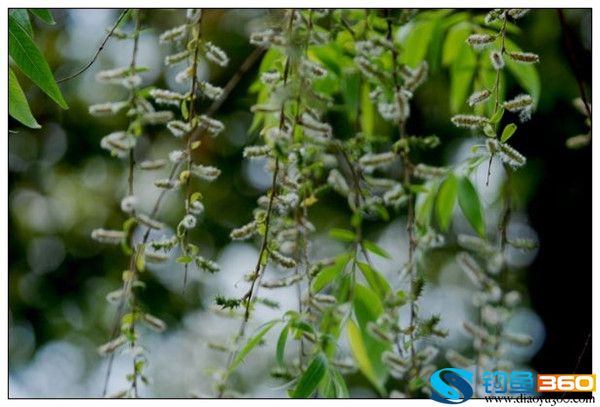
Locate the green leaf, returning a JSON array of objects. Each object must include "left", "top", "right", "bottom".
[
  {"left": 354, "top": 284, "right": 383, "bottom": 327},
  {"left": 229, "top": 319, "right": 279, "bottom": 373},
  {"left": 489, "top": 107, "right": 505, "bottom": 124},
  {"left": 135, "top": 244, "right": 145, "bottom": 272},
  {"left": 457, "top": 176, "right": 485, "bottom": 237},
  {"left": 320, "top": 365, "right": 349, "bottom": 398},
  {"left": 9, "top": 68, "right": 40, "bottom": 128},
  {"left": 346, "top": 321, "right": 376, "bottom": 386},
  {"left": 346, "top": 319, "right": 387, "bottom": 396},
  {"left": 362, "top": 240, "right": 391, "bottom": 259},
  {"left": 176, "top": 255, "right": 192, "bottom": 264},
  {"left": 400, "top": 19, "right": 436, "bottom": 67},
  {"left": 483, "top": 123, "right": 496, "bottom": 138},
  {"left": 436, "top": 173, "right": 458, "bottom": 231},
  {"left": 349, "top": 284, "right": 389, "bottom": 395},
  {"left": 275, "top": 325, "right": 289, "bottom": 367},
  {"left": 29, "top": 9, "right": 56, "bottom": 25},
  {"left": 360, "top": 82, "right": 375, "bottom": 137},
  {"left": 449, "top": 41, "right": 476, "bottom": 113},
  {"left": 340, "top": 71, "right": 360, "bottom": 124},
  {"left": 329, "top": 228, "right": 356, "bottom": 243},
  {"left": 9, "top": 9, "right": 33, "bottom": 37},
  {"left": 292, "top": 353, "right": 328, "bottom": 398},
  {"left": 311, "top": 253, "right": 352, "bottom": 293},
  {"left": 442, "top": 22, "right": 471, "bottom": 67},
  {"left": 9, "top": 14, "right": 68, "bottom": 109},
  {"left": 330, "top": 368, "right": 350, "bottom": 398},
  {"left": 501, "top": 123, "right": 518, "bottom": 143},
  {"left": 416, "top": 181, "right": 438, "bottom": 227},
  {"left": 357, "top": 262, "right": 391, "bottom": 299}
]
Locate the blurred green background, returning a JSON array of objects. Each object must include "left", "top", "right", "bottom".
[{"left": 8, "top": 9, "right": 591, "bottom": 397}]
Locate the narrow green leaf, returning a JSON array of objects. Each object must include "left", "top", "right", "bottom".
[
  {"left": 362, "top": 240, "right": 391, "bottom": 259},
  {"left": 9, "top": 68, "right": 40, "bottom": 128},
  {"left": 350, "top": 284, "right": 389, "bottom": 395},
  {"left": 340, "top": 71, "right": 360, "bottom": 124},
  {"left": 347, "top": 321, "right": 377, "bottom": 387},
  {"left": 346, "top": 320, "right": 386, "bottom": 396},
  {"left": 229, "top": 320, "right": 279, "bottom": 373},
  {"left": 9, "top": 14, "right": 68, "bottom": 109},
  {"left": 416, "top": 181, "right": 438, "bottom": 227},
  {"left": 330, "top": 368, "right": 350, "bottom": 398},
  {"left": 360, "top": 82, "right": 375, "bottom": 137},
  {"left": 176, "top": 255, "right": 192, "bottom": 264},
  {"left": 353, "top": 284, "right": 383, "bottom": 326},
  {"left": 275, "top": 325, "right": 289, "bottom": 366},
  {"left": 501, "top": 123, "right": 518, "bottom": 143},
  {"left": 442, "top": 22, "right": 470, "bottom": 67},
  {"left": 29, "top": 9, "right": 56, "bottom": 25},
  {"left": 400, "top": 19, "right": 436, "bottom": 67},
  {"left": 449, "top": 41, "right": 476, "bottom": 113},
  {"left": 311, "top": 253, "right": 352, "bottom": 293},
  {"left": 329, "top": 228, "right": 356, "bottom": 243},
  {"left": 357, "top": 262, "right": 391, "bottom": 299},
  {"left": 489, "top": 107, "right": 505, "bottom": 124},
  {"left": 9, "top": 9, "right": 33, "bottom": 37},
  {"left": 290, "top": 319, "right": 315, "bottom": 335},
  {"left": 483, "top": 123, "right": 496, "bottom": 138},
  {"left": 457, "top": 177, "right": 485, "bottom": 237},
  {"left": 292, "top": 353, "right": 328, "bottom": 398},
  {"left": 435, "top": 173, "right": 458, "bottom": 231}
]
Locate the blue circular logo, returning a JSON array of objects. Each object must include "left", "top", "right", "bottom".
[{"left": 430, "top": 368, "right": 474, "bottom": 404}]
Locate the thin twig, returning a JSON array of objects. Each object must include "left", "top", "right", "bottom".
[
  {"left": 58, "top": 9, "right": 129, "bottom": 83},
  {"left": 557, "top": 9, "right": 592, "bottom": 123},
  {"left": 218, "top": 11, "right": 296, "bottom": 397},
  {"left": 486, "top": 16, "right": 508, "bottom": 187},
  {"left": 387, "top": 10, "right": 418, "bottom": 389},
  {"left": 102, "top": 32, "right": 261, "bottom": 398},
  {"left": 102, "top": 9, "right": 141, "bottom": 397},
  {"left": 561, "top": 331, "right": 592, "bottom": 399},
  {"left": 181, "top": 15, "right": 204, "bottom": 291}
]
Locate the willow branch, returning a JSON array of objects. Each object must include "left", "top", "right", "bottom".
[{"left": 58, "top": 9, "right": 129, "bottom": 83}]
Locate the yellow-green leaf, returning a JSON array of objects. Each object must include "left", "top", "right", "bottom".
[
  {"left": 329, "top": 228, "right": 356, "bottom": 243},
  {"left": 435, "top": 173, "right": 458, "bottom": 231},
  {"left": 9, "top": 68, "right": 39, "bottom": 128},
  {"left": 457, "top": 176, "right": 485, "bottom": 237},
  {"left": 229, "top": 319, "right": 279, "bottom": 374},
  {"left": 449, "top": 41, "right": 476, "bottom": 113},
  {"left": 347, "top": 320, "right": 386, "bottom": 396},
  {"left": 501, "top": 123, "right": 518, "bottom": 143}
]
